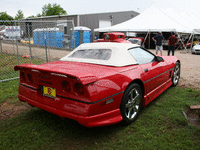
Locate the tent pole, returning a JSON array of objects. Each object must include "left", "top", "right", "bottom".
[
  {"left": 179, "top": 34, "right": 187, "bottom": 52},
  {"left": 143, "top": 32, "right": 149, "bottom": 48},
  {"left": 190, "top": 33, "right": 194, "bottom": 53},
  {"left": 149, "top": 32, "right": 151, "bottom": 49},
  {"left": 184, "top": 33, "right": 193, "bottom": 53},
  {"left": 177, "top": 33, "right": 186, "bottom": 52}
]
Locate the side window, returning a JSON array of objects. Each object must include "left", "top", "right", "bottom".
[
  {"left": 104, "top": 35, "right": 110, "bottom": 40},
  {"left": 128, "top": 47, "right": 155, "bottom": 64},
  {"left": 118, "top": 35, "right": 123, "bottom": 39}
]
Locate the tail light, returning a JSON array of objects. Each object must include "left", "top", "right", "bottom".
[
  {"left": 62, "top": 81, "right": 71, "bottom": 92},
  {"left": 20, "top": 71, "right": 26, "bottom": 81},
  {"left": 27, "top": 73, "right": 33, "bottom": 83},
  {"left": 74, "top": 83, "right": 84, "bottom": 95}
]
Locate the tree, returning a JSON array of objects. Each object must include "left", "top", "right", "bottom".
[
  {"left": 42, "top": 3, "right": 67, "bottom": 16},
  {"left": 27, "top": 15, "right": 35, "bottom": 19},
  {"left": 0, "top": 12, "right": 14, "bottom": 20},
  {"left": 15, "top": 10, "right": 24, "bottom": 20},
  {"left": 0, "top": 12, "right": 14, "bottom": 25},
  {"left": 36, "top": 13, "right": 42, "bottom": 17}
]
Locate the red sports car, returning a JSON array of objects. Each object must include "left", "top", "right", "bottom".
[{"left": 14, "top": 43, "right": 180, "bottom": 127}]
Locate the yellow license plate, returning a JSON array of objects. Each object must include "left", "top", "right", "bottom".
[{"left": 43, "top": 86, "right": 56, "bottom": 98}]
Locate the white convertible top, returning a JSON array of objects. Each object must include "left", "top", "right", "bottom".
[{"left": 60, "top": 42, "right": 139, "bottom": 66}]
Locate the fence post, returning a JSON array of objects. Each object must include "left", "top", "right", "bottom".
[
  {"left": 15, "top": 21, "right": 20, "bottom": 65},
  {"left": 47, "top": 28, "right": 50, "bottom": 62},
  {"left": 0, "top": 39, "right": 2, "bottom": 53},
  {"left": 72, "top": 19, "right": 75, "bottom": 49},
  {"left": 44, "top": 34, "right": 48, "bottom": 63},
  {"left": 28, "top": 23, "right": 32, "bottom": 58}
]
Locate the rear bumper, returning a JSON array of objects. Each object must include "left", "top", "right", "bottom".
[{"left": 18, "top": 94, "right": 122, "bottom": 127}]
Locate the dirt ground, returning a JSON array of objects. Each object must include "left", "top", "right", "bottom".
[
  {"left": 0, "top": 99, "right": 31, "bottom": 120},
  {"left": 184, "top": 108, "right": 200, "bottom": 127}
]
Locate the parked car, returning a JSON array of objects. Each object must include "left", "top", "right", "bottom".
[
  {"left": 192, "top": 42, "right": 200, "bottom": 54},
  {"left": 94, "top": 32, "right": 131, "bottom": 43},
  {"left": 14, "top": 42, "right": 180, "bottom": 127}
]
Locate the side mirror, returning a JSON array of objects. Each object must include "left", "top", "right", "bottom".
[{"left": 156, "top": 56, "right": 164, "bottom": 62}]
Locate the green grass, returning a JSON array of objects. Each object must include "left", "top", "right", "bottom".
[
  {"left": 0, "top": 79, "right": 200, "bottom": 149},
  {"left": 0, "top": 53, "right": 45, "bottom": 80},
  {"left": 0, "top": 79, "right": 19, "bottom": 104}
]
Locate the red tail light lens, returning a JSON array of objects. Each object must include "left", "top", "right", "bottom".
[
  {"left": 74, "top": 83, "right": 84, "bottom": 95},
  {"left": 62, "top": 81, "right": 71, "bottom": 92},
  {"left": 27, "top": 73, "right": 33, "bottom": 82},
  {"left": 20, "top": 71, "right": 26, "bottom": 81}
]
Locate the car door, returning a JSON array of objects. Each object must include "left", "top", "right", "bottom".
[
  {"left": 128, "top": 47, "right": 168, "bottom": 95},
  {"left": 139, "top": 60, "right": 167, "bottom": 94}
]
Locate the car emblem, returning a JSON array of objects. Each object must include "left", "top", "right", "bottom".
[{"left": 48, "top": 88, "right": 52, "bottom": 95}]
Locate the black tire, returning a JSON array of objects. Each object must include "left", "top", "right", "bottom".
[
  {"left": 120, "top": 83, "right": 142, "bottom": 125},
  {"left": 172, "top": 62, "right": 181, "bottom": 87}
]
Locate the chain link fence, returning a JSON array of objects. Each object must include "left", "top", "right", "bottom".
[{"left": 0, "top": 20, "right": 74, "bottom": 82}]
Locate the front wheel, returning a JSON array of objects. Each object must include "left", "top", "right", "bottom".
[
  {"left": 120, "top": 83, "right": 142, "bottom": 125},
  {"left": 172, "top": 62, "right": 181, "bottom": 87}
]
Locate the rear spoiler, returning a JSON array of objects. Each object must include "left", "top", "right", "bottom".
[{"left": 14, "top": 64, "right": 98, "bottom": 85}]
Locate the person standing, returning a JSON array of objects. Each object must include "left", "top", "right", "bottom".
[
  {"left": 152, "top": 32, "right": 164, "bottom": 56},
  {"left": 168, "top": 32, "right": 178, "bottom": 56}
]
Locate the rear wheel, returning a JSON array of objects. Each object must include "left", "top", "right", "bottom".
[
  {"left": 172, "top": 62, "right": 181, "bottom": 87},
  {"left": 120, "top": 83, "right": 142, "bottom": 125}
]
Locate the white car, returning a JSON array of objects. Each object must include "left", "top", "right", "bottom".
[{"left": 192, "top": 43, "right": 200, "bottom": 54}]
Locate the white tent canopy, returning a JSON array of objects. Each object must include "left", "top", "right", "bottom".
[
  {"left": 94, "top": 3, "right": 196, "bottom": 33},
  {"left": 179, "top": 12, "right": 200, "bottom": 29},
  {"left": 163, "top": 8, "right": 199, "bottom": 31}
]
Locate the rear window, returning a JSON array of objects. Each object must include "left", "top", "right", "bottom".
[{"left": 69, "top": 49, "right": 112, "bottom": 60}]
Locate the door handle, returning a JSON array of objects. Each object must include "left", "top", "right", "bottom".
[{"left": 144, "top": 69, "right": 148, "bottom": 72}]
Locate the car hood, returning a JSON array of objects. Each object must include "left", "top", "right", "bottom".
[{"left": 193, "top": 45, "right": 200, "bottom": 49}]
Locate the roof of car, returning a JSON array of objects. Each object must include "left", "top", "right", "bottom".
[{"left": 60, "top": 42, "right": 139, "bottom": 67}]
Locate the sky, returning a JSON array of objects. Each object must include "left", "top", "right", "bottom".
[{"left": 0, "top": 0, "right": 200, "bottom": 19}]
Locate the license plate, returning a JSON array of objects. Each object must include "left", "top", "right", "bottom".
[{"left": 43, "top": 86, "right": 56, "bottom": 98}]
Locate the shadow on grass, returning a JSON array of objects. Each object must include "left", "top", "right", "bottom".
[{"left": 0, "top": 106, "right": 124, "bottom": 149}]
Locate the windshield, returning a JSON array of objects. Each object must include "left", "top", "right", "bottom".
[
  {"left": 129, "top": 39, "right": 138, "bottom": 44},
  {"left": 69, "top": 49, "right": 112, "bottom": 60}
]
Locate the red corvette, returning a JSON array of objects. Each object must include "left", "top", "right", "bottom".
[{"left": 14, "top": 43, "right": 180, "bottom": 127}]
